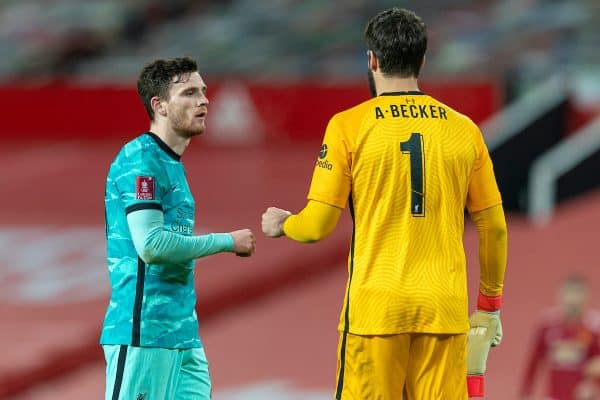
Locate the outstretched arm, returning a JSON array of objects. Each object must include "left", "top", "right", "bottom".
[
  {"left": 262, "top": 200, "right": 342, "bottom": 242},
  {"left": 128, "top": 209, "right": 255, "bottom": 264},
  {"left": 262, "top": 114, "right": 351, "bottom": 242}
]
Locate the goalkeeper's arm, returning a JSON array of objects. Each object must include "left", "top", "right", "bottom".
[
  {"left": 467, "top": 204, "right": 508, "bottom": 397},
  {"left": 282, "top": 200, "right": 342, "bottom": 243}
]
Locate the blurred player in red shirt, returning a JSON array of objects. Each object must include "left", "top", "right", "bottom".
[
  {"left": 573, "top": 357, "right": 600, "bottom": 400},
  {"left": 522, "top": 276, "right": 600, "bottom": 400}
]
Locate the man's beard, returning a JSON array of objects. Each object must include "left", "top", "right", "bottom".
[
  {"left": 368, "top": 70, "right": 377, "bottom": 98},
  {"left": 171, "top": 112, "right": 204, "bottom": 138},
  {"left": 178, "top": 127, "right": 203, "bottom": 138}
]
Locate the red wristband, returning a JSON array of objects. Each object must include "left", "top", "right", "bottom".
[
  {"left": 477, "top": 292, "right": 502, "bottom": 312},
  {"left": 467, "top": 375, "right": 485, "bottom": 397}
]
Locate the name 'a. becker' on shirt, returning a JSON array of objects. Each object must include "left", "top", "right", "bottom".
[{"left": 375, "top": 104, "right": 448, "bottom": 120}]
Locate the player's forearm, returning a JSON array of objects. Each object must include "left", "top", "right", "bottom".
[
  {"left": 127, "top": 209, "right": 234, "bottom": 264},
  {"left": 283, "top": 200, "right": 342, "bottom": 243},
  {"left": 470, "top": 204, "right": 507, "bottom": 308},
  {"left": 143, "top": 227, "right": 233, "bottom": 263}
]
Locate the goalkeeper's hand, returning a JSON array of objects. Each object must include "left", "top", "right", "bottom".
[
  {"left": 261, "top": 207, "right": 292, "bottom": 237},
  {"left": 467, "top": 310, "right": 502, "bottom": 397}
]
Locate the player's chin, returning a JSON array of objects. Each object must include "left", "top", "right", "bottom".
[{"left": 183, "top": 124, "right": 206, "bottom": 137}]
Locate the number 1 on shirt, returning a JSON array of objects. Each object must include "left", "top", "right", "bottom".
[{"left": 400, "top": 133, "right": 425, "bottom": 217}]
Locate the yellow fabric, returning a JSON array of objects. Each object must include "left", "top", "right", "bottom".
[
  {"left": 470, "top": 204, "right": 507, "bottom": 297},
  {"left": 466, "top": 134, "right": 503, "bottom": 213},
  {"left": 283, "top": 200, "right": 342, "bottom": 242},
  {"left": 306, "top": 93, "right": 502, "bottom": 335},
  {"left": 335, "top": 332, "right": 467, "bottom": 400}
]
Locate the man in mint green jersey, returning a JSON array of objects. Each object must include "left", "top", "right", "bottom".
[{"left": 102, "top": 56, "right": 256, "bottom": 400}]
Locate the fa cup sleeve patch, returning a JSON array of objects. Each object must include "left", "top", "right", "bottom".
[{"left": 136, "top": 176, "right": 155, "bottom": 200}]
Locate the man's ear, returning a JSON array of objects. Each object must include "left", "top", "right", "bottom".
[
  {"left": 368, "top": 50, "right": 379, "bottom": 72},
  {"left": 151, "top": 96, "right": 167, "bottom": 117}
]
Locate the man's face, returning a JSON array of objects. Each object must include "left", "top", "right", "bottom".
[
  {"left": 165, "top": 71, "right": 209, "bottom": 138},
  {"left": 560, "top": 282, "right": 587, "bottom": 319}
]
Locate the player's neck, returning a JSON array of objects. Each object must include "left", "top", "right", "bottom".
[
  {"left": 375, "top": 76, "right": 420, "bottom": 95},
  {"left": 149, "top": 124, "right": 190, "bottom": 156}
]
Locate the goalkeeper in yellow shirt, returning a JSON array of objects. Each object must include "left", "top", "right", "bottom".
[{"left": 262, "top": 7, "right": 507, "bottom": 400}]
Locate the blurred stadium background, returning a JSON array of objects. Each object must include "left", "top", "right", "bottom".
[{"left": 0, "top": 0, "right": 598, "bottom": 399}]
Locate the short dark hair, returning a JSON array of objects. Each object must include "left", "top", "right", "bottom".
[
  {"left": 365, "top": 8, "right": 427, "bottom": 78},
  {"left": 137, "top": 56, "right": 198, "bottom": 120}
]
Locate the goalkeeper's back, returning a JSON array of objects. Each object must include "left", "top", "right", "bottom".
[{"left": 306, "top": 91, "right": 502, "bottom": 335}]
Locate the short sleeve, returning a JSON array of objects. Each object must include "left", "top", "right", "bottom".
[
  {"left": 466, "top": 129, "right": 502, "bottom": 213},
  {"left": 114, "top": 149, "right": 168, "bottom": 214},
  {"left": 307, "top": 115, "right": 352, "bottom": 209}
]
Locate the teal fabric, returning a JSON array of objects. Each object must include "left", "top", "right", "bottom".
[
  {"left": 102, "top": 132, "right": 230, "bottom": 349},
  {"left": 127, "top": 209, "right": 233, "bottom": 264},
  {"left": 103, "top": 345, "right": 211, "bottom": 400}
]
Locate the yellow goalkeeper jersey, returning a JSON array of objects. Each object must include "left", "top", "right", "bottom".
[{"left": 307, "top": 91, "right": 502, "bottom": 335}]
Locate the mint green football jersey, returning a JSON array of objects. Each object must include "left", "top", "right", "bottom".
[{"left": 101, "top": 132, "right": 201, "bottom": 348}]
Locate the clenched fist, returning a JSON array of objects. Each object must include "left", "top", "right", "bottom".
[
  {"left": 261, "top": 207, "right": 292, "bottom": 237},
  {"left": 230, "top": 229, "right": 256, "bottom": 257}
]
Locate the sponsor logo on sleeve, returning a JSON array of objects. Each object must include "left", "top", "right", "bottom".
[
  {"left": 316, "top": 159, "right": 333, "bottom": 171},
  {"left": 136, "top": 176, "right": 155, "bottom": 200},
  {"left": 319, "top": 144, "right": 328, "bottom": 159},
  {"left": 316, "top": 143, "right": 333, "bottom": 171}
]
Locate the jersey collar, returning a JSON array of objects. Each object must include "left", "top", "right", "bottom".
[
  {"left": 145, "top": 132, "right": 181, "bottom": 161},
  {"left": 379, "top": 91, "right": 425, "bottom": 96}
]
